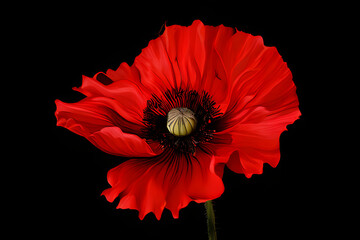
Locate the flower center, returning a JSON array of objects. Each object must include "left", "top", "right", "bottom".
[
  {"left": 167, "top": 107, "right": 197, "bottom": 137},
  {"left": 142, "top": 89, "right": 222, "bottom": 154}
]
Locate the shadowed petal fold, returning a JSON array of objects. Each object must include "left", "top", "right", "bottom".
[{"left": 55, "top": 97, "right": 160, "bottom": 157}]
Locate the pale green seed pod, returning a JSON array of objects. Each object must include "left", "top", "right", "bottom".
[{"left": 167, "top": 108, "right": 197, "bottom": 137}]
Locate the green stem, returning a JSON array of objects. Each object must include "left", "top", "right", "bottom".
[{"left": 204, "top": 200, "right": 217, "bottom": 240}]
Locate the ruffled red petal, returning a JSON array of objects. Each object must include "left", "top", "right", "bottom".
[
  {"left": 55, "top": 96, "right": 160, "bottom": 157},
  {"left": 188, "top": 27, "right": 301, "bottom": 177},
  {"left": 101, "top": 149, "right": 224, "bottom": 219},
  {"left": 87, "top": 127, "right": 160, "bottom": 157},
  {"left": 226, "top": 106, "right": 300, "bottom": 177},
  {"left": 130, "top": 20, "right": 235, "bottom": 112},
  {"left": 73, "top": 74, "right": 149, "bottom": 119},
  {"left": 218, "top": 36, "right": 299, "bottom": 120}
]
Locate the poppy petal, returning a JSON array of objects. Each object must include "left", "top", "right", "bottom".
[
  {"left": 101, "top": 149, "right": 224, "bottom": 219},
  {"left": 132, "top": 20, "right": 233, "bottom": 110},
  {"left": 225, "top": 106, "right": 300, "bottom": 177},
  {"left": 55, "top": 97, "right": 159, "bottom": 157},
  {"left": 73, "top": 74, "right": 149, "bottom": 114},
  {"left": 204, "top": 31, "right": 301, "bottom": 177},
  {"left": 88, "top": 127, "right": 159, "bottom": 157},
  {"left": 200, "top": 132, "right": 234, "bottom": 179},
  {"left": 219, "top": 33, "right": 298, "bottom": 125}
]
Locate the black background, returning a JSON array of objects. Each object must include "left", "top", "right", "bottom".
[{"left": 15, "top": 1, "right": 349, "bottom": 239}]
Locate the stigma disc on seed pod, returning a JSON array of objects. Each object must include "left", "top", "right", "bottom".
[{"left": 167, "top": 108, "right": 197, "bottom": 137}]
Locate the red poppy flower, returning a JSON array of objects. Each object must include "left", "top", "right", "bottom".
[{"left": 55, "top": 20, "right": 300, "bottom": 220}]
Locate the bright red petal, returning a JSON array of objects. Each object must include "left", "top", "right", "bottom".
[
  {"left": 222, "top": 104, "right": 300, "bottom": 177},
  {"left": 218, "top": 32, "right": 299, "bottom": 123},
  {"left": 101, "top": 149, "right": 224, "bottom": 219},
  {"left": 72, "top": 74, "right": 149, "bottom": 116},
  {"left": 55, "top": 97, "right": 159, "bottom": 157},
  {"left": 131, "top": 20, "right": 234, "bottom": 111},
  {"left": 200, "top": 29, "right": 301, "bottom": 177},
  {"left": 88, "top": 127, "right": 160, "bottom": 157}
]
